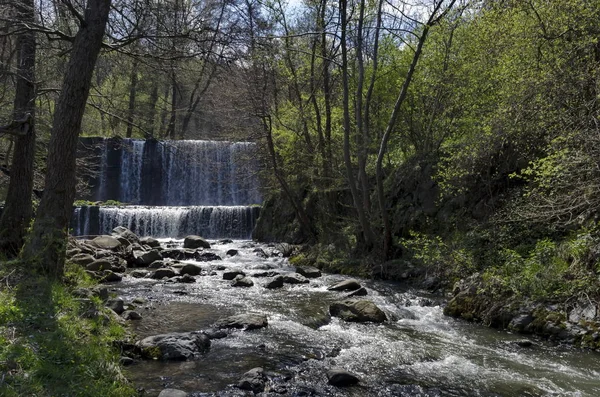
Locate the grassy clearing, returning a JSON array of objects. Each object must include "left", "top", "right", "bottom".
[{"left": 0, "top": 261, "right": 137, "bottom": 397}]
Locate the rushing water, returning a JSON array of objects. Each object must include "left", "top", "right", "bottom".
[
  {"left": 89, "top": 139, "right": 262, "bottom": 206},
  {"left": 72, "top": 206, "right": 259, "bottom": 239},
  {"left": 113, "top": 240, "right": 600, "bottom": 397}
]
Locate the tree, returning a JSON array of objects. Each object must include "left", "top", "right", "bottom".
[
  {"left": 21, "top": 0, "right": 111, "bottom": 277},
  {"left": 0, "top": 0, "right": 36, "bottom": 257}
]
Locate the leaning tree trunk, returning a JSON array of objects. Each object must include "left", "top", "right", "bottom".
[
  {"left": 0, "top": 0, "right": 37, "bottom": 257},
  {"left": 21, "top": 0, "right": 111, "bottom": 277}
]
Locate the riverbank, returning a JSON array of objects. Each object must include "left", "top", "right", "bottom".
[{"left": 0, "top": 261, "right": 136, "bottom": 397}]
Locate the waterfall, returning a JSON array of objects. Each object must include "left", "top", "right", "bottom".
[{"left": 73, "top": 138, "right": 262, "bottom": 239}]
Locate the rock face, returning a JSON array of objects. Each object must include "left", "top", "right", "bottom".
[
  {"left": 237, "top": 367, "right": 267, "bottom": 393},
  {"left": 327, "top": 368, "right": 360, "bottom": 387},
  {"left": 329, "top": 300, "right": 387, "bottom": 323},
  {"left": 138, "top": 332, "right": 210, "bottom": 360},
  {"left": 295, "top": 266, "right": 321, "bottom": 279},
  {"left": 214, "top": 314, "right": 268, "bottom": 330},
  {"left": 328, "top": 279, "right": 362, "bottom": 291},
  {"left": 183, "top": 235, "right": 211, "bottom": 249}
]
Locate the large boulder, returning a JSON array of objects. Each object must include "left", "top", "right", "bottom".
[
  {"left": 183, "top": 235, "right": 211, "bottom": 249},
  {"left": 138, "top": 331, "right": 210, "bottom": 361},
  {"left": 237, "top": 367, "right": 267, "bottom": 393},
  {"left": 90, "top": 236, "right": 122, "bottom": 251},
  {"left": 214, "top": 314, "right": 268, "bottom": 330},
  {"left": 328, "top": 279, "right": 362, "bottom": 292},
  {"left": 111, "top": 226, "right": 140, "bottom": 245},
  {"left": 329, "top": 300, "right": 386, "bottom": 323},
  {"left": 296, "top": 266, "right": 321, "bottom": 279}
]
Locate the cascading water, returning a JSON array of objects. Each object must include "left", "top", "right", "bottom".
[{"left": 73, "top": 138, "right": 261, "bottom": 239}]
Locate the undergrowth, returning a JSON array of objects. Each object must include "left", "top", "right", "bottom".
[{"left": 0, "top": 261, "right": 136, "bottom": 397}]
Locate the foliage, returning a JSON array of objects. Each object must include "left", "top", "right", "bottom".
[{"left": 0, "top": 262, "right": 136, "bottom": 397}]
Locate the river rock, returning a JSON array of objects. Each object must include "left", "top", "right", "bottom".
[
  {"left": 214, "top": 314, "right": 268, "bottom": 330},
  {"left": 106, "top": 298, "right": 125, "bottom": 315},
  {"left": 152, "top": 267, "right": 177, "bottom": 279},
  {"left": 282, "top": 273, "right": 309, "bottom": 284},
  {"left": 132, "top": 249, "right": 162, "bottom": 267},
  {"left": 111, "top": 226, "right": 140, "bottom": 245},
  {"left": 253, "top": 248, "right": 268, "bottom": 258},
  {"left": 226, "top": 249, "right": 239, "bottom": 256},
  {"left": 276, "top": 243, "right": 294, "bottom": 257},
  {"left": 140, "top": 236, "right": 161, "bottom": 248},
  {"left": 130, "top": 269, "right": 150, "bottom": 278},
  {"left": 328, "top": 279, "right": 362, "bottom": 291},
  {"left": 122, "top": 310, "right": 142, "bottom": 320},
  {"left": 330, "top": 300, "right": 387, "bottom": 323},
  {"left": 264, "top": 275, "right": 284, "bottom": 289},
  {"left": 138, "top": 331, "right": 210, "bottom": 361},
  {"left": 296, "top": 266, "right": 322, "bottom": 278},
  {"left": 326, "top": 368, "right": 359, "bottom": 387},
  {"left": 180, "top": 263, "right": 203, "bottom": 276},
  {"left": 568, "top": 302, "right": 597, "bottom": 324},
  {"left": 91, "top": 235, "right": 122, "bottom": 251},
  {"left": 346, "top": 287, "right": 368, "bottom": 297},
  {"left": 196, "top": 252, "right": 221, "bottom": 262},
  {"left": 508, "top": 314, "right": 534, "bottom": 332},
  {"left": 232, "top": 275, "right": 254, "bottom": 287},
  {"left": 86, "top": 259, "right": 113, "bottom": 272},
  {"left": 223, "top": 269, "right": 245, "bottom": 280},
  {"left": 100, "top": 270, "right": 123, "bottom": 282},
  {"left": 237, "top": 367, "right": 267, "bottom": 393},
  {"left": 176, "top": 274, "right": 196, "bottom": 283},
  {"left": 70, "top": 253, "right": 95, "bottom": 266},
  {"left": 183, "top": 235, "right": 211, "bottom": 249},
  {"left": 252, "top": 270, "right": 280, "bottom": 278},
  {"left": 158, "top": 389, "right": 187, "bottom": 397}
]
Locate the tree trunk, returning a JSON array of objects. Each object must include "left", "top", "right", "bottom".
[
  {"left": 125, "top": 57, "right": 139, "bottom": 138},
  {"left": 21, "top": 0, "right": 111, "bottom": 277},
  {"left": 147, "top": 82, "right": 158, "bottom": 138},
  {"left": 0, "top": 0, "right": 36, "bottom": 257},
  {"left": 340, "top": 0, "right": 375, "bottom": 250}
]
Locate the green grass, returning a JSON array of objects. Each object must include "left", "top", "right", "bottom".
[{"left": 0, "top": 261, "right": 137, "bottom": 397}]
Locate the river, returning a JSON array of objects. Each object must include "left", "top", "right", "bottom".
[{"left": 114, "top": 240, "right": 600, "bottom": 397}]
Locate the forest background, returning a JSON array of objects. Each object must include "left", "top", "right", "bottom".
[{"left": 0, "top": 0, "right": 599, "bottom": 331}]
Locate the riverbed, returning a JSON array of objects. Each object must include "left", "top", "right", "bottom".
[{"left": 114, "top": 240, "right": 600, "bottom": 396}]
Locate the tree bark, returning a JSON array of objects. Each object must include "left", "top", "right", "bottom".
[
  {"left": 0, "top": 0, "right": 36, "bottom": 257},
  {"left": 21, "top": 0, "right": 112, "bottom": 277}
]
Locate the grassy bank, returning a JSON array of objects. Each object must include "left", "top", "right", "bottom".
[{"left": 0, "top": 261, "right": 136, "bottom": 397}]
